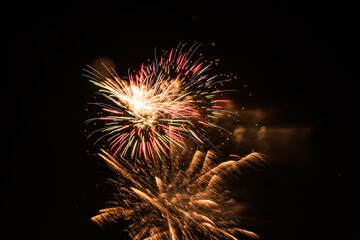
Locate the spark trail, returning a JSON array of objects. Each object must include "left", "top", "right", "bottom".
[{"left": 92, "top": 148, "right": 267, "bottom": 240}]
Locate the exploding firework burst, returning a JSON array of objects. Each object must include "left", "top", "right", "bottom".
[
  {"left": 91, "top": 148, "right": 267, "bottom": 240},
  {"left": 84, "top": 43, "right": 234, "bottom": 162}
]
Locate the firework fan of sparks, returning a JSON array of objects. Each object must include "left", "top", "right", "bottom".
[
  {"left": 83, "top": 43, "right": 234, "bottom": 162},
  {"left": 92, "top": 148, "right": 268, "bottom": 240}
]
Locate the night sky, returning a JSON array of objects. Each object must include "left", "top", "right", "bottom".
[{"left": 2, "top": 1, "right": 359, "bottom": 239}]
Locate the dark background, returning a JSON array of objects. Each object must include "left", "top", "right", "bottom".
[{"left": 2, "top": 1, "right": 359, "bottom": 239}]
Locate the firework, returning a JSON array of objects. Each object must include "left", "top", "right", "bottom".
[
  {"left": 84, "top": 43, "right": 234, "bottom": 162},
  {"left": 91, "top": 148, "right": 267, "bottom": 240}
]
